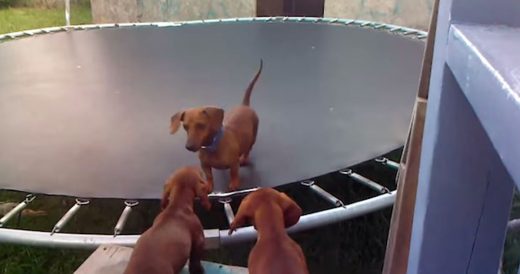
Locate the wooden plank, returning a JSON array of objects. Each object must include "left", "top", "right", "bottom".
[
  {"left": 75, "top": 245, "right": 249, "bottom": 274},
  {"left": 75, "top": 245, "right": 132, "bottom": 274},
  {"left": 382, "top": 1, "right": 439, "bottom": 273}
]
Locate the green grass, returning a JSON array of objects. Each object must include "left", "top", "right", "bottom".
[
  {"left": 0, "top": 6, "right": 92, "bottom": 34},
  {"left": 0, "top": 245, "right": 90, "bottom": 274}
]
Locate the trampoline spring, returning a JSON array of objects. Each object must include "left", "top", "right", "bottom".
[
  {"left": 51, "top": 198, "right": 90, "bottom": 235},
  {"left": 404, "top": 30, "right": 418, "bottom": 36},
  {"left": 114, "top": 200, "right": 139, "bottom": 237},
  {"left": 329, "top": 18, "right": 339, "bottom": 24},
  {"left": 375, "top": 157, "right": 400, "bottom": 171},
  {"left": 0, "top": 194, "right": 36, "bottom": 227},
  {"left": 219, "top": 198, "right": 235, "bottom": 225},
  {"left": 340, "top": 169, "right": 390, "bottom": 194},
  {"left": 390, "top": 27, "right": 404, "bottom": 33},
  {"left": 301, "top": 181, "right": 345, "bottom": 208},
  {"left": 361, "top": 22, "right": 372, "bottom": 27},
  {"left": 208, "top": 187, "right": 259, "bottom": 199},
  {"left": 7, "top": 32, "right": 22, "bottom": 39},
  {"left": 344, "top": 20, "right": 355, "bottom": 25}
]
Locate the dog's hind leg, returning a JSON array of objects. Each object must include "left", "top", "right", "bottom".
[{"left": 188, "top": 234, "right": 205, "bottom": 274}]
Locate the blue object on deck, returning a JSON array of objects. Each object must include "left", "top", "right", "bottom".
[
  {"left": 181, "top": 261, "right": 247, "bottom": 274},
  {"left": 408, "top": 0, "right": 520, "bottom": 273}
]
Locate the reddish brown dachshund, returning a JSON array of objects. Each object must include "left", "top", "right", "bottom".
[
  {"left": 170, "top": 60, "right": 262, "bottom": 192},
  {"left": 229, "top": 188, "right": 309, "bottom": 274},
  {"left": 124, "top": 166, "right": 211, "bottom": 274}
]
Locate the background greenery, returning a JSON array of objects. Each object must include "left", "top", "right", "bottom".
[{"left": 0, "top": 0, "right": 90, "bottom": 34}]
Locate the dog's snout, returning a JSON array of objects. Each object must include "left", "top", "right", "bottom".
[{"left": 185, "top": 144, "right": 197, "bottom": 152}]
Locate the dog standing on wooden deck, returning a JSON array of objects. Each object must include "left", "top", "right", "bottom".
[
  {"left": 169, "top": 60, "right": 263, "bottom": 192},
  {"left": 124, "top": 166, "right": 211, "bottom": 274},
  {"left": 228, "top": 188, "right": 309, "bottom": 274}
]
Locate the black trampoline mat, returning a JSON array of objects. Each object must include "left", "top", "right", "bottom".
[{"left": 0, "top": 22, "right": 424, "bottom": 198}]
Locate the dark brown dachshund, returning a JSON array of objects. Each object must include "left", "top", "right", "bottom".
[
  {"left": 229, "top": 188, "right": 309, "bottom": 274},
  {"left": 170, "top": 60, "right": 262, "bottom": 192},
  {"left": 124, "top": 166, "right": 211, "bottom": 274}
]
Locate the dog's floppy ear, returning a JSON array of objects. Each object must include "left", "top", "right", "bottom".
[
  {"left": 202, "top": 107, "right": 224, "bottom": 129},
  {"left": 160, "top": 182, "right": 173, "bottom": 210},
  {"left": 278, "top": 192, "right": 302, "bottom": 228},
  {"left": 170, "top": 111, "right": 185, "bottom": 134}
]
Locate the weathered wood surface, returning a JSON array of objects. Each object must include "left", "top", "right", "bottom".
[
  {"left": 382, "top": 1, "right": 438, "bottom": 273},
  {"left": 75, "top": 245, "right": 248, "bottom": 274}
]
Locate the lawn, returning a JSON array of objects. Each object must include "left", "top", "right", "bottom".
[{"left": 0, "top": 6, "right": 92, "bottom": 34}]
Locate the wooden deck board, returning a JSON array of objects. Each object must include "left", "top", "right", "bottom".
[{"left": 75, "top": 245, "right": 248, "bottom": 274}]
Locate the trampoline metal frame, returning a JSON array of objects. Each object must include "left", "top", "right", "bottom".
[
  {"left": 0, "top": 17, "right": 427, "bottom": 43},
  {"left": 0, "top": 17, "right": 425, "bottom": 249}
]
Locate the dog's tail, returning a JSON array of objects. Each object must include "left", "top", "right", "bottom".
[{"left": 242, "top": 59, "right": 263, "bottom": 106}]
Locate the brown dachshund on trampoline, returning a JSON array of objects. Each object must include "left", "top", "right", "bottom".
[
  {"left": 170, "top": 60, "right": 262, "bottom": 192},
  {"left": 228, "top": 188, "right": 309, "bottom": 274},
  {"left": 124, "top": 166, "right": 211, "bottom": 274}
]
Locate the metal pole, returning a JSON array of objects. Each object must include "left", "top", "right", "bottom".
[
  {"left": 0, "top": 191, "right": 396, "bottom": 249},
  {"left": 221, "top": 190, "right": 396, "bottom": 245},
  {"left": 64, "top": 0, "right": 71, "bottom": 27}
]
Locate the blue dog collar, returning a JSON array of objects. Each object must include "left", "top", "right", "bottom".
[{"left": 201, "top": 127, "right": 224, "bottom": 152}]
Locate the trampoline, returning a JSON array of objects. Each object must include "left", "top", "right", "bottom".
[{"left": 0, "top": 17, "right": 426, "bottom": 248}]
